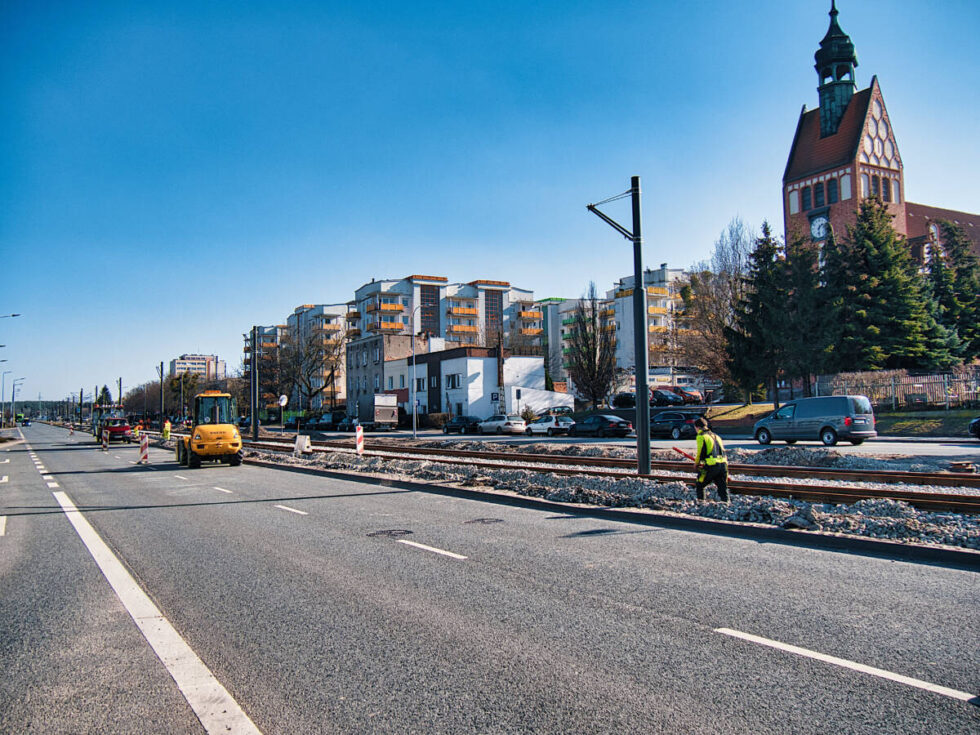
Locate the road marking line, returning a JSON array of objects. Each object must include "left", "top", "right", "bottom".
[
  {"left": 36, "top": 467, "right": 46, "bottom": 472},
  {"left": 213, "top": 487, "right": 233, "bottom": 494},
  {"left": 274, "top": 504, "right": 308, "bottom": 515},
  {"left": 47, "top": 482, "right": 59, "bottom": 488},
  {"left": 715, "top": 628, "right": 977, "bottom": 704},
  {"left": 52, "top": 491, "right": 263, "bottom": 734},
  {"left": 0, "top": 516, "right": 6, "bottom": 536},
  {"left": 174, "top": 475, "right": 188, "bottom": 480},
  {"left": 42, "top": 475, "right": 53, "bottom": 480},
  {"left": 396, "top": 539, "right": 468, "bottom": 560},
  {"left": 0, "top": 476, "right": 6, "bottom": 484},
  {"left": 0, "top": 458, "right": 9, "bottom": 463}
]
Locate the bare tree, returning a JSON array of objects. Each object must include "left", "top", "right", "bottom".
[
  {"left": 565, "top": 282, "right": 616, "bottom": 407},
  {"left": 282, "top": 324, "right": 350, "bottom": 414},
  {"left": 676, "top": 218, "right": 755, "bottom": 387}
]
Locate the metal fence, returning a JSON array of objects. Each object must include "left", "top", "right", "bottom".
[{"left": 814, "top": 369, "right": 980, "bottom": 411}]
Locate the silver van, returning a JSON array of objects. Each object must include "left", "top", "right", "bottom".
[{"left": 753, "top": 395, "right": 876, "bottom": 446}]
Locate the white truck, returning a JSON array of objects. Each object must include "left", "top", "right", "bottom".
[{"left": 357, "top": 393, "right": 398, "bottom": 431}]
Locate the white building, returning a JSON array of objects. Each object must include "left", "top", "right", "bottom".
[
  {"left": 169, "top": 354, "right": 226, "bottom": 381},
  {"left": 287, "top": 303, "right": 349, "bottom": 410}
]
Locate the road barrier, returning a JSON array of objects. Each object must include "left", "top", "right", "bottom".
[
  {"left": 355, "top": 425, "right": 364, "bottom": 456},
  {"left": 140, "top": 433, "right": 149, "bottom": 463}
]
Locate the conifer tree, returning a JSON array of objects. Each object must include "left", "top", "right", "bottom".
[
  {"left": 728, "top": 222, "right": 787, "bottom": 406},
  {"left": 782, "top": 234, "right": 825, "bottom": 394},
  {"left": 934, "top": 221, "right": 980, "bottom": 362}
]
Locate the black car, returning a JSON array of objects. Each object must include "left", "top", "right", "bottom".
[
  {"left": 443, "top": 416, "right": 482, "bottom": 434},
  {"left": 652, "top": 389, "right": 685, "bottom": 406},
  {"left": 283, "top": 418, "right": 299, "bottom": 431},
  {"left": 970, "top": 416, "right": 980, "bottom": 440},
  {"left": 335, "top": 416, "right": 356, "bottom": 432},
  {"left": 650, "top": 411, "right": 699, "bottom": 440},
  {"left": 568, "top": 414, "right": 633, "bottom": 438}
]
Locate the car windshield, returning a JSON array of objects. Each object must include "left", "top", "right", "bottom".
[
  {"left": 107, "top": 418, "right": 127, "bottom": 426},
  {"left": 506, "top": 415, "right": 522, "bottom": 421}
]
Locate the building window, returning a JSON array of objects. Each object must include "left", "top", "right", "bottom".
[
  {"left": 374, "top": 375, "right": 380, "bottom": 392},
  {"left": 446, "top": 373, "right": 461, "bottom": 389},
  {"left": 429, "top": 375, "right": 438, "bottom": 389},
  {"left": 827, "top": 178, "right": 838, "bottom": 204},
  {"left": 788, "top": 189, "right": 800, "bottom": 215},
  {"left": 373, "top": 346, "right": 380, "bottom": 363},
  {"left": 416, "top": 377, "right": 425, "bottom": 392},
  {"left": 892, "top": 180, "right": 900, "bottom": 203},
  {"left": 801, "top": 186, "right": 812, "bottom": 211},
  {"left": 387, "top": 376, "right": 393, "bottom": 390},
  {"left": 882, "top": 178, "right": 891, "bottom": 202},
  {"left": 871, "top": 176, "right": 880, "bottom": 198},
  {"left": 861, "top": 173, "right": 869, "bottom": 198},
  {"left": 399, "top": 375, "right": 405, "bottom": 388},
  {"left": 814, "top": 182, "right": 825, "bottom": 208}
]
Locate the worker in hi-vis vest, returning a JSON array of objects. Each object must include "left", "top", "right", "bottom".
[{"left": 694, "top": 417, "right": 730, "bottom": 502}]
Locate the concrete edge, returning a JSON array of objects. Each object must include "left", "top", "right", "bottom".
[{"left": 243, "top": 457, "right": 980, "bottom": 572}]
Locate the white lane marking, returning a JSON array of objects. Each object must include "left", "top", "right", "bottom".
[
  {"left": 715, "top": 628, "right": 977, "bottom": 704},
  {"left": 396, "top": 539, "right": 468, "bottom": 560},
  {"left": 52, "top": 491, "right": 263, "bottom": 734},
  {"left": 115, "top": 455, "right": 122, "bottom": 459},
  {"left": 42, "top": 475, "right": 53, "bottom": 480},
  {"left": 0, "top": 476, "right": 6, "bottom": 484},
  {"left": 0, "top": 458, "right": 9, "bottom": 463},
  {"left": 46, "top": 482, "right": 60, "bottom": 488},
  {"left": 213, "top": 487, "right": 233, "bottom": 494},
  {"left": 0, "top": 516, "right": 6, "bottom": 536},
  {"left": 36, "top": 467, "right": 46, "bottom": 472},
  {"left": 174, "top": 475, "right": 188, "bottom": 480},
  {"left": 274, "top": 504, "right": 308, "bottom": 516}
]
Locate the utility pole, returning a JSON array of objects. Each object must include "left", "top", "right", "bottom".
[
  {"left": 587, "top": 175, "right": 651, "bottom": 475},
  {"left": 118, "top": 377, "right": 122, "bottom": 409},
  {"left": 250, "top": 326, "right": 259, "bottom": 440},
  {"left": 158, "top": 361, "right": 165, "bottom": 424}
]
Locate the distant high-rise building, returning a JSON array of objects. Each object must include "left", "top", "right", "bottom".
[{"left": 169, "top": 354, "right": 226, "bottom": 381}]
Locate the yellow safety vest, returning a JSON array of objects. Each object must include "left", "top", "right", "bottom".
[{"left": 696, "top": 431, "right": 727, "bottom": 465}]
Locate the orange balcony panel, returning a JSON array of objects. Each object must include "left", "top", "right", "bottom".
[
  {"left": 647, "top": 286, "right": 669, "bottom": 296},
  {"left": 519, "top": 328, "right": 543, "bottom": 336},
  {"left": 448, "top": 307, "right": 478, "bottom": 316},
  {"left": 348, "top": 328, "right": 362, "bottom": 338},
  {"left": 518, "top": 310, "right": 542, "bottom": 319},
  {"left": 600, "top": 308, "right": 616, "bottom": 318},
  {"left": 447, "top": 324, "right": 479, "bottom": 334},
  {"left": 346, "top": 311, "right": 361, "bottom": 321},
  {"left": 648, "top": 306, "right": 668, "bottom": 315},
  {"left": 369, "top": 321, "right": 404, "bottom": 332},
  {"left": 649, "top": 325, "right": 667, "bottom": 333}
]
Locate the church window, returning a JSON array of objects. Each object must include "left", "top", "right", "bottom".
[
  {"left": 860, "top": 174, "right": 869, "bottom": 198},
  {"left": 871, "top": 176, "right": 880, "bottom": 198},
  {"left": 827, "top": 178, "right": 839, "bottom": 204},
  {"left": 801, "top": 186, "right": 812, "bottom": 211},
  {"left": 840, "top": 174, "right": 852, "bottom": 200},
  {"left": 882, "top": 178, "right": 891, "bottom": 203},
  {"left": 788, "top": 189, "right": 800, "bottom": 215},
  {"left": 892, "top": 180, "right": 900, "bottom": 203},
  {"left": 814, "top": 182, "right": 825, "bottom": 208}
]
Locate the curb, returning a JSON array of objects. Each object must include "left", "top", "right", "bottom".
[{"left": 243, "top": 457, "right": 980, "bottom": 572}]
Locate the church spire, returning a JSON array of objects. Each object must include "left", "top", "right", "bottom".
[{"left": 814, "top": 0, "right": 859, "bottom": 137}]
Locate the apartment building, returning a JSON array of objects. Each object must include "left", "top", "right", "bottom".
[
  {"left": 286, "top": 303, "right": 349, "bottom": 410},
  {"left": 169, "top": 354, "right": 226, "bottom": 381},
  {"left": 345, "top": 333, "right": 434, "bottom": 419},
  {"left": 242, "top": 325, "right": 288, "bottom": 415},
  {"left": 346, "top": 274, "right": 542, "bottom": 352},
  {"left": 608, "top": 263, "right": 688, "bottom": 372}
]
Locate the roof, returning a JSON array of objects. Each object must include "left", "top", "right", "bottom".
[
  {"left": 905, "top": 202, "right": 980, "bottom": 256},
  {"left": 784, "top": 84, "right": 873, "bottom": 183},
  {"left": 405, "top": 274, "right": 448, "bottom": 282},
  {"left": 468, "top": 279, "right": 511, "bottom": 288}
]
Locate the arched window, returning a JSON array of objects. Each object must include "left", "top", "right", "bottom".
[
  {"left": 801, "top": 186, "right": 812, "bottom": 211},
  {"left": 871, "top": 176, "right": 880, "bottom": 197},
  {"left": 814, "top": 182, "right": 825, "bottom": 207},
  {"left": 892, "top": 180, "right": 900, "bottom": 203},
  {"left": 882, "top": 178, "right": 891, "bottom": 202},
  {"left": 861, "top": 173, "right": 869, "bottom": 197},
  {"left": 827, "top": 178, "right": 839, "bottom": 204}
]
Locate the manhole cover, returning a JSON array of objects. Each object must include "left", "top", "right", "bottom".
[
  {"left": 464, "top": 518, "right": 503, "bottom": 525},
  {"left": 366, "top": 529, "right": 413, "bottom": 538}
]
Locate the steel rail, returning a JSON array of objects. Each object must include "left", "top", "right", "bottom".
[{"left": 240, "top": 438, "right": 980, "bottom": 514}]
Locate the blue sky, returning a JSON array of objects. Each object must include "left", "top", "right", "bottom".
[{"left": 2, "top": 0, "right": 978, "bottom": 402}]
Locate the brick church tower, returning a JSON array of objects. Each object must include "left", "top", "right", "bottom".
[
  {"left": 783, "top": 1, "right": 906, "bottom": 247},
  {"left": 783, "top": 2, "right": 980, "bottom": 258}
]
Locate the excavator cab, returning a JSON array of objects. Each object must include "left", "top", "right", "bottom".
[{"left": 176, "top": 391, "right": 243, "bottom": 468}]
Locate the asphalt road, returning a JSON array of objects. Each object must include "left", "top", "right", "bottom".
[{"left": 2, "top": 422, "right": 978, "bottom": 734}]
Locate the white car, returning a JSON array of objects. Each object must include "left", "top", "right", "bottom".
[
  {"left": 526, "top": 415, "right": 575, "bottom": 436},
  {"left": 478, "top": 414, "right": 527, "bottom": 435}
]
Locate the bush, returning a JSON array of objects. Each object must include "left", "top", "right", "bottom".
[
  {"left": 520, "top": 406, "right": 537, "bottom": 423},
  {"left": 427, "top": 413, "right": 449, "bottom": 428}
]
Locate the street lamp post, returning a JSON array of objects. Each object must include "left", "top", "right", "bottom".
[
  {"left": 11, "top": 378, "right": 25, "bottom": 425},
  {"left": 1, "top": 371, "right": 10, "bottom": 427},
  {"left": 410, "top": 305, "right": 422, "bottom": 440}
]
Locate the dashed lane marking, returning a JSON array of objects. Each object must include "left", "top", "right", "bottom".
[
  {"left": 174, "top": 475, "right": 188, "bottom": 480},
  {"left": 52, "top": 491, "right": 263, "bottom": 734},
  {"left": 0, "top": 476, "right": 6, "bottom": 484},
  {"left": 274, "top": 504, "right": 308, "bottom": 515},
  {"left": 396, "top": 539, "right": 468, "bottom": 560},
  {"left": 715, "top": 628, "right": 978, "bottom": 705},
  {"left": 213, "top": 487, "right": 233, "bottom": 494},
  {"left": 42, "top": 475, "right": 53, "bottom": 480},
  {"left": 46, "top": 482, "right": 59, "bottom": 488},
  {"left": 0, "top": 516, "right": 6, "bottom": 536}
]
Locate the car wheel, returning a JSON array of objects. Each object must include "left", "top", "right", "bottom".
[
  {"left": 821, "top": 428, "right": 838, "bottom": 446},
  {"left": 188, "top": 449, "right": 201, "bottom": 469},
  {"left": 569, "top": 427, "right": 577, "bottom": 437},
  {"left": 526, "top": 428, "right": 533, "bottom": 436},
  {"left": 547, "top": 428, "right": 555, "bottom": 437},
  {"left": 496, "top": 427, "right": 503, "bottom": 435},
  {"left": 849, "top": 438, "right": 864, "bottom": 446},
  {"left": 229, "top": 452, "right": 242, "bottom": 466},
  {"left": 756, "top": 428, "right": 772, "bottom": 445},
  {"left": 443, "top": 426, "right": 449, "bottom": 434},
  {"left": 671, "top": 427, "right": 682, "bottom": 440},
  {"left": 599, "top": 428, "right": 608, "bottom": 438}
]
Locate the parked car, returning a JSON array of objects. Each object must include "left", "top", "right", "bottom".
[
  {"left": 649, "top": 411, "right": 700, "bottom": 440},
  {"left": 238, "top": 416, "right": 251, "bottom": 428},
  {"left": 541, "top": 406, "right": 574, "bottom": 416},
  {"left": 665, "top": 385, "right": 703, "bottom": 404},
  {"left": 970, "top": 416, "right": 980, "bottom": 440},
  {"left": 526, "top": 415, "right": 575, "bottom": 436},
  {"left": 568, "top": 414, "right": 633, "bottom": 437},
  {"left": 283, "top": 418, "right": 299, "bottom": 431},
  {"left": 335, "top": 416, "right": 357, "bottom": 432},
  {"left": 753, "top": 395, "right": 876, "bottom": 446},
  {"left": 651, "top": 389, "right": 684, "bottom": 406},
  {"left": 478, "top": 414, "right": 527, "bottom": 434},
  {"left": 443, "top": 416, "right": 482, "bottom": 434},
  {"left": 611, "top": 392, "right": 636, "bottom": 408}
]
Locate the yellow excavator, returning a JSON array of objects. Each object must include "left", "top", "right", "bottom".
[{"left": 176, "top": 390, "right": 243, "bottom": 468}]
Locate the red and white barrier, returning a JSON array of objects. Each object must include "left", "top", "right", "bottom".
[
  {"left": 355, "top": 425, "right": 364, "bottom": 456},
  {"left": 139, "top": 433, "right": 149, "bottom": 463},
  {"left": 101, "top": 432, "right": 108, "bottom": 452}
]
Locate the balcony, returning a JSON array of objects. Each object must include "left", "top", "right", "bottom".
[
  {"left": 649, "top": 325, "right": 667, "bottom": 333},
  {"left": 647, "top": 286, "right": 669, "bottom": 296},
  {"left": 366, "top": 302, "right": 405, "bottom": 313},
  {"left": 347, "top": 328, "right": 362, "bottom": 338},
  {"left": 314, "top": 323, "right": 342, "bottom": 333},
  {"left": 368, "top": 321, "right": 404, "bottom": 333},
  {"left": 600, "top": 308, "right": 615, "bottom": 318},
  {"left": 518, "top": 310, "right": 542, "bottom": 319},
  {"left": 448, "top": 306, "right": 478, "bottom": 316},
  {"left": 519, "top": 328, "right": 543, "bottom": 336},
  {"left": 346, "top": 311, "right": 361, "bottom": 321},
  {"left": 447, "top": 324, "right": 479, "bottom": 334},
  {"left": 561, "top": 318, "right": 577, "bottom": 326},
  {"left": 647, "top": 306, "right": 668, "bottom": 315},
  {"left": 602, "top": 324, "right": 617, "bottom": 333}
]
